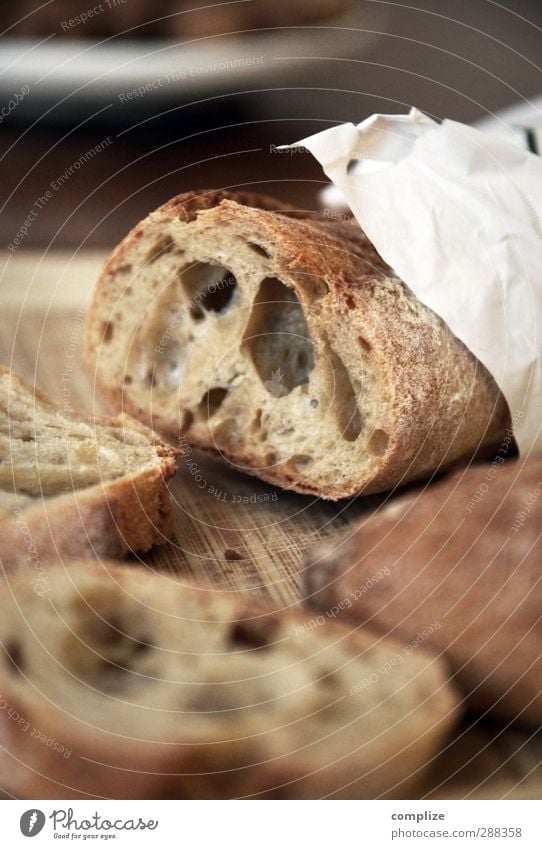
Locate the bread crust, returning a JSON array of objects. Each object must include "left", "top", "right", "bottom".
[
  {"left": 303, "top": 456, "right": 542, "bottom": 725},
  {"left": 85, "top": 189, "right": 511, "bottom": 499},
  {"left": 0, "top": 368, "right": 179, "bottom": 569},
  {"left": 0, "top": 561, "right": 460, "bottom": 800}
]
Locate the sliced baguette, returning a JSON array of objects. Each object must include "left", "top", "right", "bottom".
[
  {"left": 304, "top": 457, "right": 542, "bottom": 725},
  {"left": 0, "top": 368, "right": 178, "bottom": 568},
  {"left": 0, "top": 562, "right": 459, "bottom": 799},
  {"left": 85, "top": 189, "right": 510, "bottom": 499}
]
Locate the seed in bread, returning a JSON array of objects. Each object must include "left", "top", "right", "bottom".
[
  {"left": 0, "top": 562, "right": 459, "bottom": 799},
  {"left": 85, "top": 189, "right": 510, "bottom": 500},
  {"left": 0, "top": 367, "right": 178, "bottom": 568},
  {"left": 304, "top": 458, "right": 542, "bottom": 725}
]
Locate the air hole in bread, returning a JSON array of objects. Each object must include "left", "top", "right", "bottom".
[
  {"left": 230, "top": 619, "right": 278, "bottom": 650},
  {"left": 181, "top": 410, "right": 194, "bottom": 432},
  {"left": 359, "top": 336, "right": 371, "bottom": 352},
  {"left": 145, "top": 234, "right": 174, "bottom": 264},
  {"left": 368, "top": 428, "right": 389, "bottom": 456},
  {"left": 251, "top": 411, "right": 268, "bottom": 441},
  {"left": 89, "top": 615, "right": 125, "bottom": 646},
  {"left": 67, "top": 609, "right": 155, "bottom": 689},
  {"left": 94, "top": 658, "right": 143, "bottom": 693},
  {"left": 278, "top": 426, "right": 295, "bottom": 437},
  {"left": 198, "top": 387, "right": 228, "bottom": 419},
  {"left": 154, "top": 339, "right": 185, "bottom": 390},
  {"left": 123, "top": 374, "right": 133, "bottom": 385},
  {"left": 213, "top": 417, "right": 238, "bottom": 443},
  {"left": 102, "top": 321, "right": 114, "bottom": 343},
  {"left": 324, "top": 342, "right": 363, "bottom": 442},
  {"left": 98, "top": 634, "right": 151, "bottom": 657},
  {"left": 190, "top": 305, "right": 205, "bottom": 322},
  {"left": 247, "top": 241, "right": 271, "bottom": 259},
  {"left": 289, "top": 454, "right": 313, "bottom": 471},
  {"left": 188, "top": 691, "right": 238, "bottom": 715},
  {"left": 243, "top": 277, "right": 314, "bottom": 396},
  {"left": 342, "top": 406, "right": 362, "bottom": 442},
  {"left": 180, "top": 263, "right": 238, "bottom": 316},
  {"left": 318, "top": 668, "right": 340, "bottom": 688},
  {"left": 4, "top": 640, "right": 23, "bottom": 673}
]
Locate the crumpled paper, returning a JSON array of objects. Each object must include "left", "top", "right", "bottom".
[{"left": 284, "top": 108, "right": 542, "bottom": 453}]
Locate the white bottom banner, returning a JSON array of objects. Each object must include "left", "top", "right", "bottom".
[{"left": 2, "top": 800, "right": 540, "bottom": 848}]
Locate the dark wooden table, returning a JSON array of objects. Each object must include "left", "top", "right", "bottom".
[{"left": 0, "top": 120, "right": 326, "bottom": 252}]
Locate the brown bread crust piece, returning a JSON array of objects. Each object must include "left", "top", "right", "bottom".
[
  {"left": 0, "top": 368, "right": 178, "bottom": 568},
  {"left": 304, "top": 457, "right": 542, "bottom": 724}
]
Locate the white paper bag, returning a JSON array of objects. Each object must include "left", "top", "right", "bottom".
[{"left": 285, "top": 108, "right": 542, "bottom": 453}]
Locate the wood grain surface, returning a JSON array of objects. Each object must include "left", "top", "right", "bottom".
[{"left": 1, "top": 250, "right": 541, "bottom": 800}]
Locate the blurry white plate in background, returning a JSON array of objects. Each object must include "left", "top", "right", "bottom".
[{"left": 0, "top": 3, "right": 388, "bottom": 124}]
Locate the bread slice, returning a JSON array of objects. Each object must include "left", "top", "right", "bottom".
[
  {"left": 85, "top": 189, "right": 510, "bottom": 500},
  {"left": 304, "top": 457, "right": 542, "bottom": 725},
  {"left": 0, "top": 368, "right": 178, "bottom": 568},
  {"left": 0, "top": 562, "right": 459, "bottom": 799}
]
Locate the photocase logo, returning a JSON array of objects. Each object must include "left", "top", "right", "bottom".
[
  {"left": 264, "top": 368, "right": 287, "bottom": 398},
  {"left": 20, "top": 809, "right": 46, "bottom": 837}
]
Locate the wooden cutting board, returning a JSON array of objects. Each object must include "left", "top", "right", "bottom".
[{"left": 1, "top": 250, "right": 541, "bottom": 799}]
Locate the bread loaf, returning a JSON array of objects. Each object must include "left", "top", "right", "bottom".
[
  {"left": 85, "top": 189, "right": 510, "bottom": 499},
  {"left": 0, "top": 367, "right": 178, "bottom": 568},
  {"left": 0, "top": 562, "right": 459, "bottom": 799},
  {"left": 304, "top": 458, "right": 542, "bottom": 724}
]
